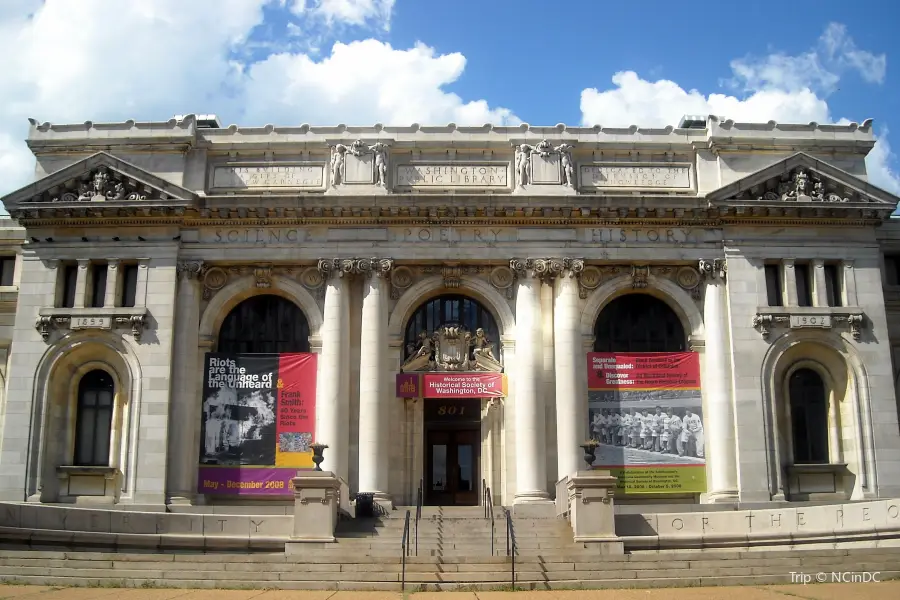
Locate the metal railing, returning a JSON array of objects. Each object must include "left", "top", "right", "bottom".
[
  {"left": 504, "top": 507, "right": 516, "bottom": 589},
  {"left": 482, "top": 478, "right": 495, "bottom": 555},
  {"left": 401, "top": 509, "right": 411, "bottom": 592},
  {"left": 415, "top": 477, "right": 423, "bottom": 556}
]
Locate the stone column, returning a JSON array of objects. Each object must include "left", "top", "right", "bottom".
[
  {"left": 553, "top": 258, "right": 586, "bottom": 481},
  {"left": 167, "top": 260, "right": 203, "bottom": 503},
  {"left": 699, "top": 259, "right": 739, "bottom": 502},
  {"left": 811, "top": 259, "right": 827, "bottom": 307},
  {"left": 510, "top": 259, "right": 550, "bottom": 503},
  {"left": 316, "top": 259, "right": 352, "bottom": 482},
  {"left": 782, "top": 259, "right": 798, "bottom": 306},
  {"left": 356, "top": 258, "right": 393, "bottom": 504},
  {"left": 74, "top": 258, "right": 90, "bottom": 308},
  {"left": 103, "top": 260, "right": 121, "bottom": 308}
]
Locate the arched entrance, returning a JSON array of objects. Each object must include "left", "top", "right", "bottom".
[
  {"left": 404, "top": 294, "right": 500, "bottom": 506},
  {"left": 217, "top": 294, "right": 310, "bottom": 354},
  {"left": 590, "top": 293, "right": 700, "bottom": 494},
  {"left": 594, "top": 294, "right": 686, "bottom": 352}
]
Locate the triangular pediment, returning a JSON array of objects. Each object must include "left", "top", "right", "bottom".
[
  {"left": 706, "top": 153, "right": 898, "bottom": 220},
  {"left": 1, "top": 151, "right": 198, "bottom": 217}
]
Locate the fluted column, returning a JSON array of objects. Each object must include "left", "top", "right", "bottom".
[
  {"left": 316, "top": 259, "right": 353, "bottom": 482},
  {"left": 356, "top": 258, "right": 393, "bottom": 502},
  {"left": 168, "top": 260, "right": 203, "bottom": 503},
  {"left": 510, "top": 258, "right": 551, "bottom": 503},
  {"left": 699, "top": 258, "right": 738, "bottom": 502},
  {"left": 553, "top": 258, "right": 586, "bottom": 480}
]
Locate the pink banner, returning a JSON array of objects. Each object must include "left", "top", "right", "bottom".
[
  {"left": 422, "top": 373, "right": 507, "bottom": 398},
  {"left": 197, "top": 466, "right": 294, "bottom": 496}
]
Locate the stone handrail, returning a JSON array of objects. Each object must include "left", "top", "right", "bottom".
[{"left": 555, "top": 476, "right": 570, "bottom": 519}]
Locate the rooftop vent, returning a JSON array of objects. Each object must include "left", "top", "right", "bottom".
[
  {"left": 678, "top": 115, "right": 707, "bottom": 129},
  {"left": 173, "top": 114, "right": 220, "bottom": 128}
]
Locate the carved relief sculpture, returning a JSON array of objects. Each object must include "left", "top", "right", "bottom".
[
  {"left": 554, "top": 143, "right": 576, "bottom": 187},
  {"left": 738, "top": 167, "right": 862, "bottom": 203},
  {"left": 514, "top": 144, "right": 535, "bottom": 188},
  {"left": 330, "top": 144, "right": 349, "bottom": 186},
  {"left": 400, "top": 325, "right": 502, "bottom": 373},
  {"left": 368, "top": 142, "right": 389, "bottom": 187}
]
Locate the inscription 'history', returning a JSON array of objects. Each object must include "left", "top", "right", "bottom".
[
  {"left": 212, "top": 165, "right": 324, "bottom": 189},
  {"left": 396, "top": 165, "right": 508, "bottom": 187}
]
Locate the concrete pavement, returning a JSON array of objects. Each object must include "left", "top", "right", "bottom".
[{"left": 1, "top": 582, "right": 900, "bottom": 599}]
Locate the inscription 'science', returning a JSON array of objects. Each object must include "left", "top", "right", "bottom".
[
  {"left": 212, "top": 165, "right": 324, "bottom": 189},
  {"left": 204, "top": 228, "right": 307, "bottom": 244},
  {"left": 396, "top": 165, "right": 508, "bottom": 187},
  {"left": 580, "top": 164, "right": 692, "bottom": 189}
]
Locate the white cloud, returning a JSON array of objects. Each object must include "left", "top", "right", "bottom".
[
  {"left": 580, "top": 71, "right": 830, "bottom": 127},
  {"left": 868, "top": 133, "right": 900, "bottom": 195},
  {"left": 579, "top": 23, "right": 899, "bottom": 196},
  {"left": 819, "top": 22, "right": 886, "bottom": 84},
  {"left": 237, "top": 40, "right": 517, "bottom": 127},
  {"left": 0, "top": 0, "right": 514, "bottom": 199},
  {"left": 292, "top": 0, "right": 395, "bottom": 32}
]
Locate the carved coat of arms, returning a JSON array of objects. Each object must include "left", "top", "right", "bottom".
[{"left": 400, "top": 325, "right": 502, "bottom": 373}]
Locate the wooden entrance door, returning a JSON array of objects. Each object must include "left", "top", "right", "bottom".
[{"left": 424, "top": 398, "right": 481, "bottom": 506}]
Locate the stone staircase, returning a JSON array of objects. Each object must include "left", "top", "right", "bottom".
[
  {"left": 1, "top": 504, "right": 900, "bottom": 591},
  {"left": 2, "top": 546, "right": 900, "bottom": 591},
  {"left": 320, "top": 505, "right": 575, "bottom": 558}
]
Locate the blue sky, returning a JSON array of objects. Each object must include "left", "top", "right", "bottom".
[{"left": 0, "top": 0, "right": 898, "bottom": 195}]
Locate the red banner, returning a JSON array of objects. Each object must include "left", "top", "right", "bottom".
[
  {"left": 395, "top": 372, "right": 507, "bottom": 398},
  {"left": 198, "top": 352, "right": 317, "bottom": 496},
  {"left": 424, "top": 373, "right": 507, "bottom": 398},
  {"left": 275, "top": 353, "right": 317, "bottom": 468},
  {"left": 587, "top": 352, "right": 700, "bottom": 391}
]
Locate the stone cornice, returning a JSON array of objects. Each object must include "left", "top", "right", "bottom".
[{"left": 26, "top": 116, "right": 875, "bottom": 153}]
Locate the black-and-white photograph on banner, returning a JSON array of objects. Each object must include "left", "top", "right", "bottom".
[
  {"left": 199, "top": 353, "right": 279, "bottom": 467},
  {"left": 588, "top": 388, "right": 705, "bottom": 466}
]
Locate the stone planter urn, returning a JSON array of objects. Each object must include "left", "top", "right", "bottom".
[
  {"left": 310, "top": 443, "right": 328, "bottom": 471},
  {"left": 580, "top": 441, "right": 599, "bottom": 468}
]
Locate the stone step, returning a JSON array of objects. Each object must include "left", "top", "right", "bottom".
[
  {"left": 4, "top": 557, "right": 900, "bottom": 580},
  {"left": 3, "top": 566, "right": 899, "bottom": 591}
]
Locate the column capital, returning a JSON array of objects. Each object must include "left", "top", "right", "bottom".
[
  {"left": 355, "top": 257, "right": 394, "bottom": 278},
  {"left": 510, "top": 258, "right": 584, "bottom": 281},
  {"left": 698, "top": 258, "right": 726, "bottom": 281},
  {"left": 177, "top": 260, "right": 204, "bottom": 280},
  {"left": 107, "top": 258, "right": 121, "bottom": 269},
  {"left": 317, "top": 258, "right": 355, "bottom": 279},
  {"left": 76, "top": 258, "right": 91, "bottom": 269}
]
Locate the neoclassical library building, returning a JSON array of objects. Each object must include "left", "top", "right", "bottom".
[{"left": 1, "top": 114, "right": 900, "bottom": 512}]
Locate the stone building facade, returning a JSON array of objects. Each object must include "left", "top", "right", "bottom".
[{"left": 0, "top": 115, "right": 899, "bottom": 511}]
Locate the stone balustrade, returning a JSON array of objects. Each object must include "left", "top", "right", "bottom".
[{"left": 1, "top": 498, "right": 898, "bottom": 552}]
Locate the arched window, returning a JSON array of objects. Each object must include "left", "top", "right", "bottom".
[
  {"left": 594, "top": 294, "right": 686, "bottom": 352},
  {"left": 789, "top": 368, "right": 829, "bottom": 464},
  {"left": 404, "top": 295, "right": 500, "bottom": 362},
  {"left": 74, "top": 370, "right": 115, "bottom": 466},
  {"left": 218, "top": 295, "right": 310, "bottom": 354}
]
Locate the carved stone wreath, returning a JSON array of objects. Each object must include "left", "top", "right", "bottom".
[{"left": 390, "top": 266, "right": 414, "bottom": 299}]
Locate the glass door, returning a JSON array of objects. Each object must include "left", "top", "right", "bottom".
[{"left": 425, "top": 428, "right": 479, "bottom": 505}]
